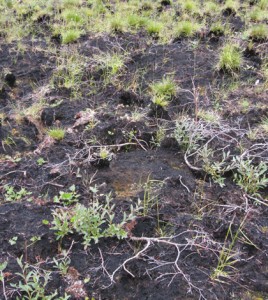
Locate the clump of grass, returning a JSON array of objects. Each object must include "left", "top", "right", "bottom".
[
  {"left": 61, "top": 9, "right": 84, "bottom": 24},
  {"left": 48, "top": 128, "right": 65, "bottom": 141},
  {"left": 218, "top": 44, "right": 242, "bottom": 73},
  {"left": 146, "top": 20, "right": 163, "bottom": 36},
  {"left": 150, "top": 77, "right": 176, "bottom": 99},
  {"left": 150, "top": 76, "right": 177, "bottom": 107},
  {"left": 248, "top": 24, "right": 268, "bottom": 41},
  {"left": 181, "top": 0, "right": 199, "bottom": 14},
  {"left": 175, "top": 20, "right": 200, "bottom": 38},
  {"left": 223, "top": 0, "right": 238, "bottom": 14},
  {"left": 259, "top": 0, "right": 268, "bottom": 10},
  {"left": 210, "top": 22, "right": 225, "bottom": 36},
  {"left": 61, "top": 29, "right": 82, "bottom": 44},
  {"left": 204, "top": 1, "right": 220, "bottom": 15},
  {"left": 248, "top": 8, "right": 267, "bottom": 22},
  {"left": 127, "top": 14, "right": 147, "bottom": 29},
  {"left": 197, "top": 109, "right": 221, "bottom": 124},
  {"left": 109, "top": 15, "right": 126, "bottom": 32},
  {"left": 260, "top": 117, "right": 268, "bottom": 133}
]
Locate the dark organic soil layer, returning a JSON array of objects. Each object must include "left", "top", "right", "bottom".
[{"left": 0, "top": 10, "right": 268, "bottom": 300}]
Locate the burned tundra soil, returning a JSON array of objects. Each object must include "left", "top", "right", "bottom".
[{"left": 0, "top": 0, "right": 268, "bottom": 299}]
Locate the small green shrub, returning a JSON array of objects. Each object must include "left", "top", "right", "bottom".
[
  {"left": 51, "top": 190, "right": 142, "bottom": 247},
  {"left": 218, "top": 44, "right": 242, "bottom": 73},
  {"left": 233, "top": 157, "right": 268, "bottom": 195}
]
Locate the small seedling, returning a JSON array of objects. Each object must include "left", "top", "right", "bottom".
[
  {"left": 37, "top": 157, "right": 47, "bottom": 166},
  {"left": 3, "top": 185, "right": 32, "bottom": 202},
  {"left": 53, "top": 185, "right": 80, "bottom": 206},
  {"left": 9, "top": 236, "right": 18, "bottom": 246}
]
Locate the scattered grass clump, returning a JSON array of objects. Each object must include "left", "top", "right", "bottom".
[
  {"left": 175, "top": 20, "right": 200, "bottom": 38},
  {"left": 248, "top": 24, "right": 268, "bottom": 41},
  {"left": 150, "top": 77, "right": 176, "bottom": 98},
  {"left": 260, "top": 116, "right": 268, "bottom": 133},
  {"left": 181, "top": 0, "right": 199, "bottom": 14},
  {"left": 61, "top": 9, "right": 84, "bottom": 24},
  {"left": 218, "top": 44, "right": 242, "bottom": 73},
  {"left": 146, "top": 20, "right": 163, "bottom": 36},
  {"left": 61, "top": 28, "right": 82, "bottom": 44},
  {"left": 210, "top": 22, "right": 225, "bottom": 36},
  {"left": 47, "top": 128, "right": 65, "bottom": 141},
  {"left": 109, "top": 15, "right": 126, "bottom": 32}
]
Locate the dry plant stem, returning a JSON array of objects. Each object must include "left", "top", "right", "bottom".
[
  {"left": 1, "top": 272, "right": 7, "bottom": 300},
  {"left": 101, "top": 231, "right": 218, "bottom": 298}
]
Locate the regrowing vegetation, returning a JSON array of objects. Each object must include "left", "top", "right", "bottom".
[{"left": 0, "top": 0, "right": 267, "bottom": 299}]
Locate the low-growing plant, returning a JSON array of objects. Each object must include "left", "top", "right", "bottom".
[
  {"left": 218, "top": 44, "right": 242, "bottom": 74},
  {"left": 10, "top": 256, "right": 61, "bottom": 300},
  {"left": 174, "top": 116, "right": 206, "bottom": 152},
  {"left": 51, "top": 189, "right": 142, "bottom": 247},
  {"left": 211, "top": 215, "right": 247, "bottom": 282},
  {"left": 109, "top": 14, "right": 126, "bottom": 32},
  {"left": 3, "top": 185, "right": 32, "bottom": 202},
  {"left": 198, "top": 146, "right": 234, "bottom": 187},
  {"left": 233, "top": 157, "right": 268, "bottom": 196},
  {"left": 181, "top": 0, "right": 199, "bottom": 14},
  {"left": 53, "top": 185, "right": 80, "bottom": 206},
  {"left": 210, "top": 22, "right": 225, "bottom": 36},
  {"left": 47, "top": 128, "right": 65, "bottom": 141}
]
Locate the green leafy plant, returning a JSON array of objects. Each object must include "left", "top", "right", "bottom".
[
  {"left": 53, "top": 185, "right": 80, "bottom": 206},
  {"left": 233, "top": 157, "right": 268, "bottom": 195},
  {"left": 51, "top": 189, "right": 142, "bottom": 247},
  {"left": 47, "top": 128, "right": 65, "bottom": 141},
  {"left": 198, "top": 146, "right": 234, "bottom": 187},
  {"left": 174, "top": 116, "right": 205, "bottom": 152},
  {"left": 37, "top": 157, "right": 47, "bottom": 166},
  {"left": 10, "top": 256, "right": 59, "bottom": 300},
  {"left": 3, "top": 185, "right": 32, "bottom": 202}
]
